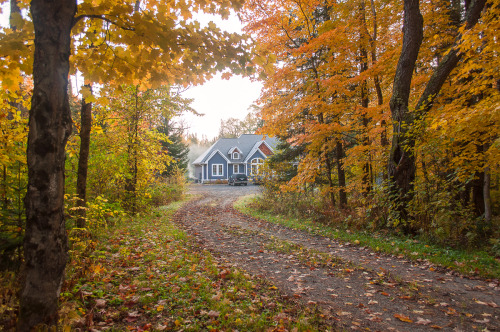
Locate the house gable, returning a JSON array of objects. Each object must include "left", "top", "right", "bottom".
[
  {"left": 206, "top": 150, "right": 229, "bottom": 179},
  {"left": 246, "top": 149, "right": 266, "bottom": 163},
  {"left": 258, "top": 142, "right": 273, "bottom": 156},
  {"left": 206, "top": 149, "right": 230, "bottom": 164}
]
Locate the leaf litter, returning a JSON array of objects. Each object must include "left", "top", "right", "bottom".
[
  {"left": 59, "top": 200, "right": 329, "bottom": 331},
  {"left": 171, "top": 185, "right": 500, "bottom": 331}
]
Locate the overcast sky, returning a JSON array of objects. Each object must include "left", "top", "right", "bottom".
[
  {"left": 180, "top": 13, "right": 263, "bottom": 141},
  {"left": 181, "top": 74, "right": 262, "bottom": 141}
]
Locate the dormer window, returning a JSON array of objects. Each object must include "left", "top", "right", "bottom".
[{"left": 232, "top": 152, "right": 240, "bottom": 159}]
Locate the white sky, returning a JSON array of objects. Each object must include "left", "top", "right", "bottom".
[
  {"left": 0, "top": 5, "right": 263, "bottom": 141},
  {"left": 181, "top": 74, "right": 262, "bottom": 141},
  {"left": 180, "top": 13, "right": 263, "bottom": 141}
]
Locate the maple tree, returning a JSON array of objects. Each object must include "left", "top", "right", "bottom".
[
  {"left": 387, "top": 0, "right": 488, "bottom": 221},
  {"left": 0, "top": 0, "right": 254, "bottom": 328},
  {"left": 242, "top": 0, "right": 498, "bottom": 242},
  {"left": 241, "top": 0, "right": 400, "bottom": 207}
]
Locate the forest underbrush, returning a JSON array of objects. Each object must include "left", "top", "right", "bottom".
[{"left": 235, "top": 193, "right": 500, "bottom": 280}]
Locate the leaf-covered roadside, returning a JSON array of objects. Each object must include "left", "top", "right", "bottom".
[
  {"left": 234, "top": 196, "right": 500, "bottom": 280},
  {"left": 59, "top": 201, "right": 330, "bottom": 331}
]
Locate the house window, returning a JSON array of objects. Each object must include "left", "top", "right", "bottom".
[
  {"left": 232, "top": 152, "right": 240, "bottom": 159},
  {"left": 212, "top": 164, "right": 223, "bottom": 176},
  {"left": 233, "top": 164, "right": 239, "bottom": 174},
  {"left": 250, "top": 158, "right": 263, "bottom": 175}
]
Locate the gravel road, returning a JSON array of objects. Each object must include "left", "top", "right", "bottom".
[{"left": 173, "top": 184, "right": 499, "bottom": 331}]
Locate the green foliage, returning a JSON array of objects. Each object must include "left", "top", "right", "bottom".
[
  {"left": 157, "top": 119, "right": 190, "bottom": 177},
  {"left": 0, "top": 90, "right": 29, "bottom": 271},
  {"left": 148, "top": 167, "right": 187, "bottom": 207},
  {"left": 235, "top": 195, "right": 500, "bottom": 279},
  {"left": 58, "top": 202, "right": 329, "bottom": 330}
]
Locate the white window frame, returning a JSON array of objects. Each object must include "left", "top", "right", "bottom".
[
  {"left": 233, "top": 164, "right": 239, "bottom": 174},
  {"left": 212, "top": 164, "right": 224, "bottom": 176},
  {"left": 250, "top": 158, "right": 264, "bottom": 176},
  {"left": 232, "top": 152, "right": 240, "bottom": 159}
]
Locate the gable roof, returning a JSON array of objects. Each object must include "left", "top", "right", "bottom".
[
  {"left": 244, "top": 140, "right": 274, "bottom": 162},
  {"left": 193, "top": 134, "right": 278, "bottom": 165},
  {"left": 204, "top": 149, "right": 231, "bottom": 164}
]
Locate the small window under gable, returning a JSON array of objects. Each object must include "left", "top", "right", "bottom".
[{"left": 229, "top": 147, "right": 241, "bottom": 160}]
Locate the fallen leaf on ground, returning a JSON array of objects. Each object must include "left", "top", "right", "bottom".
[
  {"left": 394, "top": 313, "right": 413, "bottom": 323},
  {"left": 415, "top": 317, "right": 431, "bottom": 325},
  {"left": 208, "top": 310, "right": 220, "bottom": 318}
]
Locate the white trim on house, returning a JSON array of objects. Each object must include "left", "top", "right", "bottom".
[
  {"left": 205, "top": 149, "right": 231, "bottom": 164},
  {"left": 243, "top": 141, "right": 273, "bottom": 163},
  {"left": 193, "top": 141, "right": 217, "bottom": 165},
  {"left": 212, "top": 164, "right": 224, "bottom": 176},
  {"left": 232, "top": 151, "right": 240, "bottom": 160},
  {"left": 250, "top": 157, "right": 264, "bottom": 175},
  {"left": 233, "top": 164, "right": 239, "bottom": 174}
]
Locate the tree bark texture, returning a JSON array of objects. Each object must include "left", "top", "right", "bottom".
[
  {"left": 359, "top": 25, "right": 371, "bottom": 195},
  {"left": 76, "top": 91, "right": 92, "bottom": 228},
  {"left": 19, "top": 0, "right": 76, "bottom": 330},
  {"left": 336, "top": 140, "right": 347, "bottom": 208},
  {"left": 387, "top": 0, "right": 423, "bottom": 220}
]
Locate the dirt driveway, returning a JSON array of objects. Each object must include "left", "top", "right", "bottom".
[{"left": 173, "top": 184, "right": 499, "bottom": 331}]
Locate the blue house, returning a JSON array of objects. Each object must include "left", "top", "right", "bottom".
[{"left": 193, "top": 134, "right": 278, "bottom": 183}]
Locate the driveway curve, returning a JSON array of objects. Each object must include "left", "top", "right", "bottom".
[{"left": 173, "top": 184, "right": 499, "bottom": 331}]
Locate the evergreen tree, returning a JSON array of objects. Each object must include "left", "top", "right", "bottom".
[{"left": 158, "top": 119, "right": 189, "bottom": 176}]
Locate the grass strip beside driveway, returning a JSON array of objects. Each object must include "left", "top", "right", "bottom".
[
  {"left": 60, "top": 201, "right": 328, "bottom": 331},
  {"left": 234, "top": 195, "right": 500, "bottom": 280}
]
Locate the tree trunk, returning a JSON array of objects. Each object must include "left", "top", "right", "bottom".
[
  {"left": 325, "top": 156, "right": 336, "bottom": 208},
  {"left": 387, "top": 0, "right": 423, "bottom": 220},
  {"left": 388, "top": 0, "right": 486, "bottom": 221},
  {"left": 359, "top": 0, "right": 372, "bottom": 196},
  {"left": 2, "top": 165, "right": 7, "bottom": 209},
  {"left": 19, "top": 0, "right": 76, "bottom": 330},
  {"left": 472, "top": 170, "right": 485, "bottom": 217},
  {"left": 336, "top": 140, "right": 347, "bottom": 208},
  {"left": 125, "top": 88, "right": 140, "bottom": 214},
  {"left": 483, "top": 166, "right": 491, "bottom": 224},
  {"left": 9, "top": 0, "right": 21, "bottom": 30},
  {"left": 367, "top": 0, "right": 388, "bottom": 151},
  {"left": 76, "top": 88, "right": 92, "bottom": 228}
]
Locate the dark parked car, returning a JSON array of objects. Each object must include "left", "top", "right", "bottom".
[{"left": 228, "top": 173, "right": 248, "bottom": 186}]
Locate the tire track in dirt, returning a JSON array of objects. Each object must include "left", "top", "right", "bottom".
[{"left": 174, "top": 185, "right": 499, "bottom": 331}]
